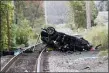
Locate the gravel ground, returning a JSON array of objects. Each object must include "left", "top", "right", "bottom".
[
  {"left": 6, "top": 51, "right": 39, "bottom": 72},
  {"left": 6, "top": 44, "right": 44, "bottom": 72},
  {"left": 43, "top": 52, "right": 50, "bottom": 72},
  {"left": 47, "top": 51, "right": 108, "bottom": 72},
  {"left": 0, "top": 55, "right": 14, "bottom": 70}
]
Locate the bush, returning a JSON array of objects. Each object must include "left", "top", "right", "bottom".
[
  {"left": 16, "top": 19, "right": 33, "bottom": 46},
  {"left": 84, "top": 25, "right": 108, "bottom": 50}
]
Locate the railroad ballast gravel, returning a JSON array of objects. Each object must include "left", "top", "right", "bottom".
[
  {"left": 0, "top": 55, "right": 14, "bottom": 70},
  {"left": 47, "top": 51, "right": 108, "bottom": 72},
  {"left": 5, "top": 44, "right": 44, "bottom": 72}
]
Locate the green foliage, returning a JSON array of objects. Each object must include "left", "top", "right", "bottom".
[
  {"left": 16, "top": 19, "right": 33, "bottom": 46},
  {"left": 70, "top": 1, "right": 86, "bottom": 28},
  {"left": 14, "top": 1, "right": 44, "bottom": 28},
  {"left": 69, "top": 1, "right": 98, "bottom": 28},
  {"left": 1, "top": 1, "right": 44, "bottom": 51},
  {"left": 0, "top": 1, "right": 14, "bottom": 51},
  {"left": 91, "top": 1, "right": 98, "bottom": 26},
  {"left": 10, "top": 24, "right": 17, "bottom": 47},
  {"left": 13, "top": 1, "right": 45, "bottom": 46},
  {"left": 84, "top": 25, "right": 108, "bottom": 50}
]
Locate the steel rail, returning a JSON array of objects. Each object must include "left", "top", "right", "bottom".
[
  {"left": 1, "top": 52, "right": 22, "bottom": 72},
  {"left": 0, "top": 43, "right": 43, "bottom": 72},
  {"left": 36, "top": 46, "right": 46, "bottom": 72}
]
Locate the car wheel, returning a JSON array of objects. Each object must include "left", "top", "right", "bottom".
[{"left": 47, "top": 27, "right": 55, "bottom": 35}]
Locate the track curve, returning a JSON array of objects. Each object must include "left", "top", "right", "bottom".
[{"left": 0, "top": 43, "right": 46, "bottom": 72}]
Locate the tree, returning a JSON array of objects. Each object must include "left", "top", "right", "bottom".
[
  {"left": 86, "top": 1, "right": 91, "bottom": 29},
  {"left": 0, "top": 1, "right": 1, "bottom": 51},
  {"left": 15, "top": 19, "right": 33, "bottom": 46},
  {"left": 14, "top": 1, "right": 25, "bottom": 25},
  {"left": 0, "top": 1, "right": 44, "bottom": 51},
  {"left": 97, "top": 1, "right": 108, "bottom": 11},
  {"left": 23, "top": 1, "right": 44, "bottom": 28},
  {"left": 6, "top": 4, "right": 11, "bottom": 50},
  {"left": 0, "top": 1, "right": 14, "bottom": 51},
  {"left": 14, "top": 1, "right": 44, "bottom": 33},
  {"left": 69, "top": 1, "right": 98, "bottom": 28}
]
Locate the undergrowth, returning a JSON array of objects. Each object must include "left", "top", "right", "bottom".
[{"left": 84, "top": 25, "right": 108, "bottom": 50}]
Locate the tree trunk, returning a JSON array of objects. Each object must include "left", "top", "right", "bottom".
[
  {"left": 86, "top": 1, "right": 91, "bottom": 29},
  {"left": 0, "top": 1, "right": 1, "bottom": 49},
  {"left": 7, "top": 5, "right": 10, "bottom": 51}
]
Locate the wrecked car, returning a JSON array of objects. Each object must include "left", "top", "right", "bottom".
[{"left": 41, "top": 27, "right": 100, "bottom": 52}]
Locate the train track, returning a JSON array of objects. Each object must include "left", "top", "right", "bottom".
[{"left": 0, "top": 43, "right": 47, "bottom": 72}]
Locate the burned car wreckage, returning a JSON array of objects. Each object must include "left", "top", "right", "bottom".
[{"left": 41, "top": 27, "right": 100, "bottom": 52}]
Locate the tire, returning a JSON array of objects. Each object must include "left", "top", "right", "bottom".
[{"left": 47, "top": 27, "right": 55, "bottom": 35}]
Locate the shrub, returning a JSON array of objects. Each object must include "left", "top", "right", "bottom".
[
  {"left": 16, "top": 19, "right": 33, "bottom": 46},
  {"left": 84, "top": 25, "right": 108, "bottom": 50}
]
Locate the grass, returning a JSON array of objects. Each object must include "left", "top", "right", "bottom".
[
  {"left": 83, "top": 25, "right": 108, "bottom": 50},
  {"left": 73, "top": 25, "right": 108, "bottom": 57}
]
